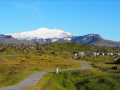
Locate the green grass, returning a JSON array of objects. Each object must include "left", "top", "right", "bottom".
[
  {"left": 24, "top": 55, "right": 120, "bottom": 90},
  {"left": 1, "top": 42, "right": 120, "bottom": 89},
  {"left": 24, "top": 68, "right": 120, "bottom": 90},
  {"left": 0, "top": 54, "right": 81, "bottom": 88}
]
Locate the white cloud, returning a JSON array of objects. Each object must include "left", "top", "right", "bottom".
[
  {"left": 11, "top": 0, "right": 43, "bottom": 18},
  {"left": 11, "top": 1, "right": 30, "bottom": 9},
  {"left": 11, "top": 1, "right": 41, "bottom": 9}
]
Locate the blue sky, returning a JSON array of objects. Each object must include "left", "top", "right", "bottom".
[{"left": 0, "top": 0, "right": 120, "bottom": 41}]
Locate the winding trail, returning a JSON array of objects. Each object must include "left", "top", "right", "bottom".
[{"left": 0, "top": 61, "right": 90, "bottom": 90}]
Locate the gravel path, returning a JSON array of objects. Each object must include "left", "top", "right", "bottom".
[{"left": 0, "top": 61, "right": 90, "bottom": 90}]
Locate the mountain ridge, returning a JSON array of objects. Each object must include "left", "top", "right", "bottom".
[
  {"left": 2, "top": 28, "right": 120, "bottom": 47},
  {"left": 71, "top": 34, "right": 120, "bottom": 47}
]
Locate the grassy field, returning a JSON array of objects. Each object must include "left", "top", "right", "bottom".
[
  {"left": 0, "top": 54, "right": 81, "bottom": 88},
  {"left": 1, "top": 43, "right": 120, "bottom": 89},
  {"left": 24, "top": 56, "right": 120, "bottom": 90},
  {"left": 24, "top": 68, "right": 120, "bottom": 90}
]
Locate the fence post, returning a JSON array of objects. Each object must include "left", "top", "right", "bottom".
[{"left": 56, "top": 68, "right": 58, "bottom": 73}]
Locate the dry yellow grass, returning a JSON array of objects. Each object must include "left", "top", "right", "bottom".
[{"left": 0, "top": 54, "right": 81, "bottom": 87}]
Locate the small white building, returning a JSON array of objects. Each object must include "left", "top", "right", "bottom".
[
  {"left": 72, "top": 51, "right": 78, "bottom": 56},
  {"left": 102, "top": 53, "right": 105, "bottom": 56},
  {"left": 107, "top": 53, "right": 113, "bottom": 56},
  {"left": 78, "top": 52, "right": 85, "bottom": 56},
  {"left": 72, "top": 51, "right": 85, "bottom": 56},
  {"left": 118, "top": 53, "right": 120, "bottom": 57},
  {"left": 96, "top": 53, "right": 100, "bottom": 56},
  {"left": 110, "top": 53, "right": 113, "bottom": 56},
  {"left": 91, "top": 52, "right": 97, "bottom": 57},
  {"left": 113, "top": 53, "right": 120, "bottom": 57},
  {"left": 91, "top": 52, "right": 105, "bottom": 57}
]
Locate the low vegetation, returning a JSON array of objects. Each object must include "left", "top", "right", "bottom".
[
  {"left": 24, "top": 68, "right": 120, "bottom": 90},
  {"left": 0, "top": 54, "right": 81, "bottom": 87},
  {"left": 0, "top": 42, "right": 120, "bottom": 89},
  {"left": 24, "top": 56, "right": 120, "bottom": 90}
]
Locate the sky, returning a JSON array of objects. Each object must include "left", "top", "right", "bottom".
[{"left": 0, "top": 0, "right": 120, "bottom": 41}]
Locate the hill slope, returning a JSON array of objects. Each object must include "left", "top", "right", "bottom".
[
  {"left": 0, "top": 34, "right": 33, "bottom": 45},
  {"left": 71, "top": 34, "right": 120, "bottom": 47}
]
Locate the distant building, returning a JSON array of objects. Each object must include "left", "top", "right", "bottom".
[
  {"left": 72, "top": 51, "right": 78, "bottom": 56},
  {"left": 91, "top": 52, "right": 97, "bottom": 56},
  {"left": 72, "top": 51, "right": 85, "bottom": 56},
  {"left": 110, "top": 53, "right": 113, "bottom": 56},
  {"left": 113, "top": 53, "right": 120, "bottom": 57},
  {"left": 91, "top": 52, "right": 105, "bottom": 57},
  {"left": 78, "top": 52, "right": 85, "bottom": 56}
]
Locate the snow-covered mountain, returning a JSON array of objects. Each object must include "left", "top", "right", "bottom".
[
  {"left": 8, "top": 28, "right": 75, "bottom": 41},
  {"left": 3, "top": 28, "right": 120, "bottom": 47}
]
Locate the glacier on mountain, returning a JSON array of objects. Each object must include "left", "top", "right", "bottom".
[{"left": 8, "top": 28, "right": 75, "bottom": 41}]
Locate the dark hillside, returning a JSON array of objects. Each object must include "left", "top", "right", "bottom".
[
  {"left": 71, "top": 34, "right": 120, "bottom": 47},
  {"left": 1, "top": 42, "right": 120, "bottom": 56},
  {"left": 35, "top": 42, "right": 90, "bottom": 55},
  {"left": 115, "top": 58, "right": 120, "bottom": 64}
]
